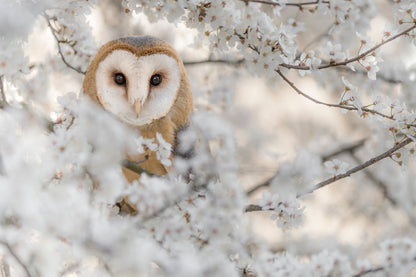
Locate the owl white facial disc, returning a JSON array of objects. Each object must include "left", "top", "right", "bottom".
[{"left": 95, "top": 50, "right": 180, "bottom": 126}]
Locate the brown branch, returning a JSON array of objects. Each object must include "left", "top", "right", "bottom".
[
  {"left": 246, "top": 174, "right": 278, "bottom": 196},
  {"left": 246, "top": 137, "right": 414, "bottom": 212},
  {"left": 0, "top": 241, "right": 32, "bottom": 277},
  {"left": 275, "top": 69, "right": 394, "bottom": 120},
  {"left": 184, "top": 58, "right": 244, "bottom": 66},
  {"left": 43, "top": 14, "right": 86, "bottom": 75},
  {"left": 349, "top": 152, "right": 397, "bottom": 206},
  {"left": 298, "top": 137, "right": 413, "bottom": 197},
  {"left": 352, "top": 266, "right": 385, "bottom": 277},
  {"left": 353, "top": 255, "right": 416, "bottom": 276},
  {"left": 280, "top": 24, "right": 416, "bottom": 71},
  {"left": 121, "top": 159, "right": 160, "bottom": 177},
  {"left": 241, "top": 0, "right": 329, "bottom": 8},
  {"left": 0, "top": 76, "right": 8, "bottom": 109},
  {"left": 335, "top": 66, "right": 406, "bottom": 84},
  {"left": 245, "top": 204, "right": 264, "bottom": 212},
  {"left": 246, "top": 139, "right": 367, "bottom": 196},
  {"left": 322, "top": 139, "right": 366, "bottom": 161}
]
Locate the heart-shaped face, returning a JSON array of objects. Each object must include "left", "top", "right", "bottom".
[{"left": 83, "top": 35, "right": 193, "bottom": 129}]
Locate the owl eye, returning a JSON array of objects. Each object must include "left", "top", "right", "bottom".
[
  {"left": 150, "top": 74, "right": 162, "bottom": 86},
  {"left": 114, "top": 73, "right": 126, "bottom": 86}
]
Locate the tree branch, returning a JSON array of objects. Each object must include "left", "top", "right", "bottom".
[
  {"left": 352, "top": 266, "right": 385, "bottom": 277},
  {"left": 43, "top": 14, "right": 86, "bottom": 75},
  {"left": 0, "top": 76, "right": 8, "bottom": 109},
  {"left": 0, "top": 241, "right": 32, "bottom": 277},
  {"left": 241, "top": 0, "right": 329, "bottom": 9},
  {"left": 280, "top": 24, "right": 416, "bottom": 71},
  {"left": 321, "top": 139, "right": 366, "bottom": 161},
  {"left": 246, "top": 139, "right": 367, "bottom": 196},
  {"left": 349, "top": 152, "right": 397, "bottom": 206},
  {"left": 275, "top": 69, "right": 394, "bottom": 120},
  {"left": 298, "top": 137, "right": 413, "bottom": 197},
  {"left": 246, "top": 174, "right": 278, "bottom": 196},
  {"left": 121, "top": 159, "right": 160, "bottom": 177},
  {"left": 184, "top": 58, "right": 244, "bottom": 66},
  {"left": 246, "top": 137, "right": 414, "bottom": 212}
]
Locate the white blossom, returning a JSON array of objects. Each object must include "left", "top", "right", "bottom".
[{"left": 324, "top": 159, "right": 349, "bottom": 175}]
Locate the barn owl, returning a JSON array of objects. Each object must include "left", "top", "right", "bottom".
[{"left": 83, "top": 35, "right": 193, "bottom": 213}]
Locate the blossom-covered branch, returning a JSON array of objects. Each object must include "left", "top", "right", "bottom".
[
  {"left": 184, "top": 58, "right": 244, "bottom": 66},
  {"left": 299, "top": 137, "right": 414, "bottom": 197},
  {"left": 241, "top": 0, "right": 329, "bottom": 9},
  {"left": 275, "top": 69, "right": 394, "bottom": 119},
  {"left": 246, "top": 137, "right": 414, "bottom": 212},
  {"left": 246, "top": 139, "right": 367, "bottom": 196},
  {"left": 44, "top": 13, "right": 86, "bottom": 75},
  {"left": 280, "top": 24, "right": 416, "bottom": 71}
]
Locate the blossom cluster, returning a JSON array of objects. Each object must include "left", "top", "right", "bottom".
[{"left": 1, "top": 0, "right": 416, "bottom": 276}]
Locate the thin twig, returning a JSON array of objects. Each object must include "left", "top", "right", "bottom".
[
  {"left": 298, "top": 137, "right": 413, "bottom": 197},
  {"left": 280, "top": 24, "right": 416, "bottom": 71},
  {"left": 184, "top": 58, "right": 244, "bottom": 66},
  {"left": 322, "top": 139, "right": 366, "bottom": 161},
  {"left": 275, "top": 69, "right": 394, "bottom": 120},
  {"left": 349, "top": 152, "right": 397, "bottom": 206},
  {"left": 0, "top": 241, "right": 32, "bottom": 277},
  {"left": 352, "top": 266, "right": 385, "bottom": 277},
  {"left": 245, "top": 138, "right": 414, "bottom": 212},
  {"left": 335, "top": 66, "right": 405, "bottom": 84},
  {"left": 0, "top": 76, "right": 8, "bottom": 109},
  {"left": 121, "top": 159, "right": 160, "bottom": 177},
  {"left": 241, "top": 0, "right": 329, "bottom": 8},
  {"left": 246, "top": 139, "right": 367, "bottom": 196},
  {"left": 43, "top": 14, "right": 86, "bottom": 75},
  {"left": 246, "top": 174, "right": 278, "bottom": 196}
]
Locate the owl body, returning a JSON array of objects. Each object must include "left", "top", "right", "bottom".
[{"left": 83, "top": 36, "right": 193, "bottom": 183}]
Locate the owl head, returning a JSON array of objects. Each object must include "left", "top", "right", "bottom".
[{"left": 83, "top": 35, "right": 193, "bottom": 141}]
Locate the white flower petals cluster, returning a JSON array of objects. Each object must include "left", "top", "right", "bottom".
[
  {"left": 324, "top": 159, "right": 349, "bottom": 176},
  {"left": 379, "top": 237, "right": 416, "bottom": 275},
  {"left": 45, "top": 1, "right": 97, "bottom": 73},
  {"left": 156, "top": 132, "right": 173, "bottom": 167},
  {"left": 339, "top": 76, "right": 363, "bottom": 115},
  {"left": 295, "top": 51, "right": 321, "bottom": 76},
  {"left": 322, "top": 41, "right": 348, "bottom": 63},
  {"left": 123, "top": 0, "right": 303, "bottom": 79},
  {"left": 258, "top": 249, "right": 354, "bottom": 276},
  {"left": 125, "top": 175, "right": 188, "bottom": 217},
  {"left": 256, "top": 191, "right": 305, "bottom": 230},
  {"left": 135, "top": 135, "right": 158, "bottom": 154},
  {"left": 134, "top": 133, "right": 172, "bottom": 168},
  {"left": 395, "top": 0, "right": 416, "bottom": 25},
  {"left": 319, "top": 0, "right": 376, "bottom": 32}
]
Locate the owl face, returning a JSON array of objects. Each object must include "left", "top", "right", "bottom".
[{"left": 83, "top": 36, "right": 191, "bottom": 128}]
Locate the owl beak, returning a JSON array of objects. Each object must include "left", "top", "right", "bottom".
[{"left": 133, "top": 101, "right": 141, "bottom": 115}]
